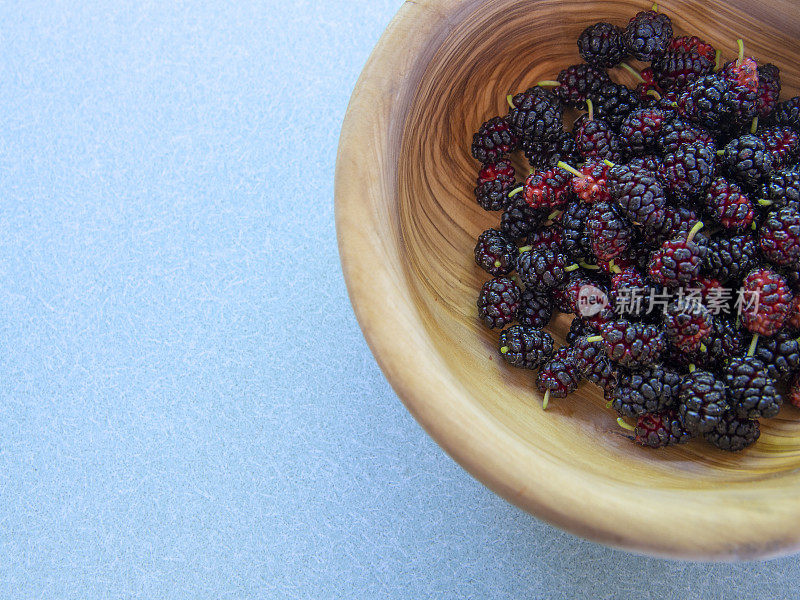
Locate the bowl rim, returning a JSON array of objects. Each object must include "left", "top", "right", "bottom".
[{"left": 335, "top": 0, "right": 800, "bottom": 561}]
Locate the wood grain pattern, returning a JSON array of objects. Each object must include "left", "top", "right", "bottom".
[{"left": 335, "top": 0, "right": 800, "bottom": 560}]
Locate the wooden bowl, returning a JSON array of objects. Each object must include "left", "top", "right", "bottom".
[{"left": 335, "top": 0, "right": 800, "bottom": 560}]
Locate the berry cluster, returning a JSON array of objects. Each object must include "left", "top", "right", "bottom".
[{"left": 471, "top": 8, "right": 800, "bottom": 452}]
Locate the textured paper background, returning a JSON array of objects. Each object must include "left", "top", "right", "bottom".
[{"left": 0, "top": 1, "right": 798, "bottom": 597}]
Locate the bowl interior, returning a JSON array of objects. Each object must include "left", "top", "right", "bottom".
[{"left": 339, "top": 0, "right": 800, "bottom": 559}]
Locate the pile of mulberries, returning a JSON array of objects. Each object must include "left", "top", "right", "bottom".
[{"left": 470, "top": 7, "right": 800, "bottom": 452}]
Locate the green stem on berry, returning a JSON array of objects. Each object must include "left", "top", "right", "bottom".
[
  {"left": 518, "top": 245, "right": 533, "bottom": 253},
  {"left": 586, "top": 98, "right": 594, "bottom": 121},
  {"left": 714, "top": 49, "right": 723, "bottom": 71},
  {"left": 507, "top": 94, "right": 515, "bottom": 109},
  {"left": 747, "top": 333, "right": 760, "bottom": 357},
  {"left": 750, "top": 116, "right": 759, "bottom": 134},
  {"left": 586, "top": 335, "right": 604, "bottom": 343},
  {"left": 509, "top": 185, "right": 524, "bottom": 198},
  {"left": 500, "top": 346, "right": 509, "bottom": 354},
  {"left": 579, "top": 261, "right": 601, "bottom": 270},
  {"left": 699, "top": 343, "right": 708, "bottom": 353},
  {"left": 737, "top": 38, "right": 745, "bottom": 62},
  {"left": 751, "top": 221, "right": 758, "bottom": 231},
  {"left": 688, "top": 363, "right": 696, "bottom": 373},
  {"left": 537, "top": 80, "right": 561, "bottom": 88},
  {"left": 542, "top": 389, "right": 551, "bottom": 411},
  {"left": 646, "top": 89, "right": 662, "bottom": 101},
  {"left": 565, "top": 264, "right": 580, "bottom": 273},
  {"left": 556, "top": 161, "right": 583, "bottom": 178},
  {"left": 603, "top": 159, "right": 617, "bottom": 168},
  {"left": 617, "top": 417, "right": 635, "bottom": 431},
  {"left": 494, "top": 260, "right": 502, "bottom": 268},
  {"left": 716, "top": 149, "right": 726, "bottom": 156},
  {"left": 608, "top": 259, "right": 622, "bottom": 274},
  {"left": 758, "top": 199, "right": 774, "bottom": 207},
  {"left": 651, "top": 2, "right": 659, "bottom": 11},
  {"left": 606, "top": 400, "right": 613, "bottom": 409},
  {"left": 619, "top": 62, "right": 646, "bottom": 84},
  {"left": 687, "top": 221, "right": 704, "bottom": 243},
  {"left": 547, "top": 209, "right": 563, "bottom": 221}
]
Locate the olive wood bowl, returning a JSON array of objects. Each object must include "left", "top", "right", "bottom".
[{"left": 335, "top": 0, "right": 800, "bottom": 560}]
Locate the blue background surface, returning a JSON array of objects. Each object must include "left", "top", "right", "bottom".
[{"left": 1, "top": 1, "right": 798, "bottom": 597}]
